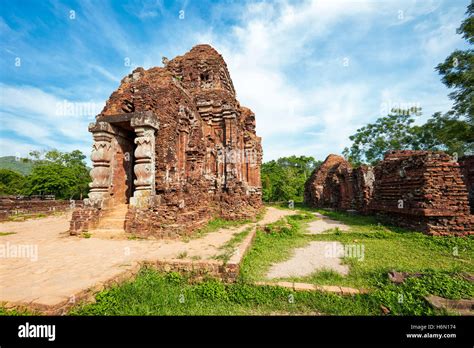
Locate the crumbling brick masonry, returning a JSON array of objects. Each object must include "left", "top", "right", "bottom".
[
  {"left": 370, "top": 151, "right": 473, "bottom": 235},
  {"left": 303, "top": 154, "right": 374, "bottom": 213},
  {"left": 304, "top": 151, "right": 473, "bottom": 235},
  {"left": 69, "top": 45, "right": 262, "bottom": 238},
  {"left": 460, "top": 155, "right": 474, "bottom": 214}
]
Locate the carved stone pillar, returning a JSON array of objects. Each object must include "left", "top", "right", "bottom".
[
  {"left": 130, "top": 125, "right": 156, "bottom": 208},
  {"left": 87, "top": 122, "right": 115, "bottom": 208}
]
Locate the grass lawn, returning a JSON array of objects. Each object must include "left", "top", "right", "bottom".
[
  {"left": 70, "top": 268, "right": 380, "bottom": 316},
  {"left": 240, "top": 205, "right": 473, "bottom": 315}
]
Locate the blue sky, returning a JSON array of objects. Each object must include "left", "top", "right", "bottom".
[{"left": 0, "top": 0, "right": 470, "bottom": 164}]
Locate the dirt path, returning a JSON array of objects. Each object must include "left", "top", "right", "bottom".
[
  {"left": 266, "top": 241, "right": 349, "bottom": 278},
  {"left": 305, "top": 212, "right": 350, "bottom": 234},
  {"left": 266, "top": 213, "right": 350, "bottom": 279},
  {"left": 0, "top": 207, "right": 294, "bottom": 308}
]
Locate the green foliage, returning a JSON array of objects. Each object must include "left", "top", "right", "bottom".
[
  {"left": 69, "top": 268, "right": 380, "bottom": 316},
  {"left": 193, "top": 216, "right": 253, "bottom": 239},
  {"left": 343, "top": 107, "right": 473, "bottom": 165},
  {"left": 165, "top": 271, "right": 184, "bottom": 284},
  {"left": 214, "top": 227, "right": 252, "bottom": 263},
  {"left": 436, "top": 3, "right": 474, "bottom": 122},
  {"left": 344, "top": 107, "right": 438, "bottom": 165},
  {"left": 0, "top": 169, "right": 27, "bottom": 195},
  {"left": 0, "top": 307, "right": 34, "bottom": 316},
  {"left": 373, "top": 272, "right": 473, "bottom": 315},
  {"left": 26, "top": 149, "right": 90, "bottom": 199},
  {"left": 193, "top": 279, "right": 229, "bottom": 301},
  {"left": 261, "top": 155, "right": 321, "bottom": 202}
]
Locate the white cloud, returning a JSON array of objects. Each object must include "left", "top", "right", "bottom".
[
  {"left": 0, "top": 0, "right": 467, "bottom": 164},
  {"left": 0, "top": 84, "right": 98, "bottom": 158},
  {"left": 192, "top": 0, "right": 464, "bottom": 161}
]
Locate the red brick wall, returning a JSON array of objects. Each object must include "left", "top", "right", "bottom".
[{"left": 0, "top": 197, "right": 80, "bottom": 221}]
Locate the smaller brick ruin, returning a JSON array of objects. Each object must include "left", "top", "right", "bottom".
[
  {"left": 303, "top": 154, "right": 374, "bottom": 213},
  {"left": 370, "top": 151, "right": 472, "bottom": 235},
  {"left": 304, "top": 151, "right": 473, "bottom": 235}
]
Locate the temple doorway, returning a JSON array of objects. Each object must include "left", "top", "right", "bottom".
[{"left": 110, "top": 123, "right": 136, "bottom": 205}]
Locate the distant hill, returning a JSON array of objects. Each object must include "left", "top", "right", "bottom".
[{"left": 0, "top": 156, "right": 35, "bottom": 175}]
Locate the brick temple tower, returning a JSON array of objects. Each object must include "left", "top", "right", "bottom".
[{"left": 69, "top": 45, "right": 263, "bottom": 238}]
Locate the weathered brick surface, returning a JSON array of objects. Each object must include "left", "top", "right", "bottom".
[
  {"left": 304, "top": 154, "right": 374, "bottom": 213},
  {"left": 0, "top": 196, "right": 79, "bottom": 221},
  {"left": 70, "top": 45, "right": 262, "bottom": 238},
  {"left": 68, "top": 207, "right": 101, "bottom": 236},
  {"left": 460, "top": 155, "right": 474, "bottom": 214},
  {"left": 304, "top": 151, "right": 473, "bottom": 235},
  {"left": 370, "top": 150, "right": 472, "bottom": 235}
]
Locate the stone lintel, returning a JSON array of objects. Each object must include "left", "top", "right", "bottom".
[{"left": 96, "top": 111, "right": 159, "bottom": 130}]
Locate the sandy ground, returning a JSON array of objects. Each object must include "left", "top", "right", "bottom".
[
  {"left": 304, "top": 213, "right": 350, "bottom": 234},
  {"left": 266, "top": 213, "right": 351, "bottom": 279},
  {"left": 0, "top": 207, "right": 294, "bottom": 306}
]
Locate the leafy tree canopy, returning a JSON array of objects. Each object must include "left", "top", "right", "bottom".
[
  {"left": 0, "top": 169, "right": 26, "bottom": 195},
  {"left": 25, "top": 149, "right": 91, "bottom": 199},
  {"left": 261, "top": 155, "right": 321, "bottom": 202}
]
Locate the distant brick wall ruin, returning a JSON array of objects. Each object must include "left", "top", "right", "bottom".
[
  {"left": 0, "top": 196, "right": 79, "bottom": 221},
  {"left": 69, "top": 45, "right": 262, "bottom": 238},
  {"left": 304, "top": 151, "right": 473, "bottom": 236}
]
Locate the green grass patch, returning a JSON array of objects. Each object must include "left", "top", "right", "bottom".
[
  {"left": 0, "top": 307, "right": 34, "bottom": 316},
  {"left": 0, "top": 232, "right": 16, "bottom": 236},
  {"left": 239, "top": 211, "right": 316, "bottom": 283},
  {"left": 240, "top": 206, "right": 473, "bottom": 315},
  {"left": 191, "top": 207, "right": 266, "bottom": 240},
  {"left": 291, "top": 209, "right": 474, "bottom": 289},
  {"left": 69, "top": 268, "right": 379, "bottom": 316},
  {"left": 214, "top": 227, "right": 253, "bottom": 263},
  {"left": 192, "top": 218, "right": 250, "bottom": 239}
]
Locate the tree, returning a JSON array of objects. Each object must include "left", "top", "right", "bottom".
[
  {"left": 436, "top": 2, "right": 474, "bottom": 124},
  {"left": 342, "top": 107, "right": 424, "bottom": 165},
  {"left": 0, "top": 169, "right": 26, "bottom": 195},
  {"left": 411, "top": 112, "right": 473, "bottom": 155},
  {"left": 26, "top": 149, "right": 91, "bottom": 199},
  {"left": 261, "top": 155, "right": 321, "bottom": 202}
]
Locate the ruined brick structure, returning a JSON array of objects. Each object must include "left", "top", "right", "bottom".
[
  {"left": 303, "top": 154, "right": 374, "bottom": 213},
  {"left": 460, "top": 155, "right": 474, "bottom": 214},
  {"left": 305, "top": 151, "right": 473, "bottom": 235},
  {"left": 70, "top": 45, "right": 262, "bottom": 238},
  {"left": 0, "top": 196, "right": 79, "bottom": 221},
  {"left": 370, "top": 151, "right": 472, "bottom": 235}
]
